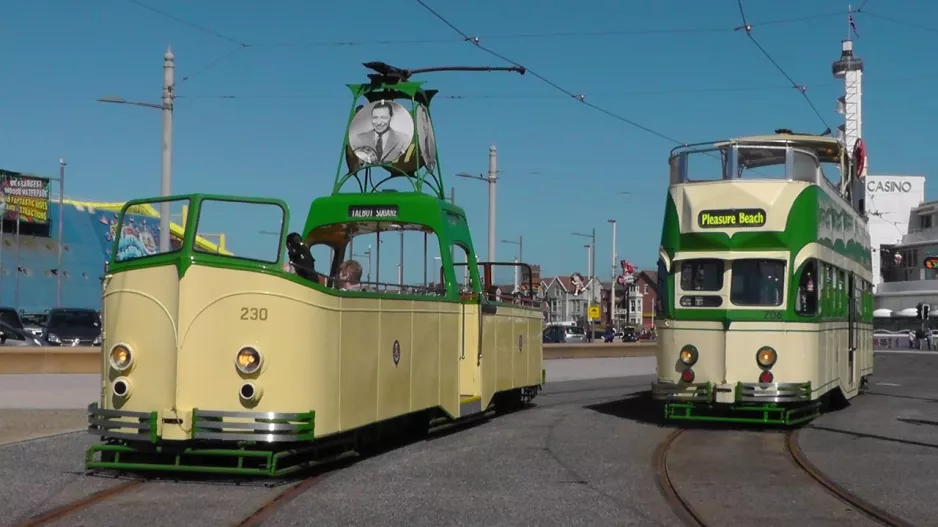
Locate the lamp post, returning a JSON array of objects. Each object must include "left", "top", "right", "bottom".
[
  {"left": 501, "top": 235, "right": 522, "bottom": 291},
  {"left": 572, "top": 228, "right": 596, "bottom": 331},
  {"left": 608, "top": 219, "right": 616, "bottom": 329},
  {"left": 455, "top": 144, "right": 498, "bottom": 262},
  {"left": 97, "top": 47, "right": 175, "bottom": 252}
]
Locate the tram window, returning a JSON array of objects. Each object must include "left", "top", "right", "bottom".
[
  {"left": 795, "top": 259, "right": 819, "bottom": 316},
  {"left": 478, "top": 261, "right": 536, "bottom": 305},
  {"left": 679, "top": 259, "right": 723, "bottom": 292},
  {"left": 791, "top": 150, "right": 819, "bottom": 183},
  {"left": 449, "top": 245, "right": 478, "bottom": 297},
  {"left": 683, "top": 151, "right": 726, "bottom": 182},
  {"left": 114, "top": 198, "right": 189, "bottom": 263},
  {"left": 737, "top": 147, "right": 786, "bottom": 179},
  {"left": 656, "top": 258, "right": 668, "bottom": 317},
  {"left": 730, "top": 259, "right": 785, "bottom": 307},
  {"left": 334, "top": 224, "right": 446, "bottom": 296},
  {"left": 194, "top": 199, "right": 285, "bottom": 264}
]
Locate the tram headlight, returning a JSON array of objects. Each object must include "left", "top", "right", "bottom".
[
  {"left": 235, "top": 347, "right": 262, "bottom": 374},
  {"left": 679, "top": 345, "right": 698, "bottom": 366},
  {"left": 108, "top": 344, "right": 133, "bottom": 372},
  {"left": 756, "top": 346, "right": 777, "bottom": 369}
]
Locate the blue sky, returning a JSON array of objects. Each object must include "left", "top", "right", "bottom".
[{"left": 4, "top": 0, "right": 938, "bottom": 283}]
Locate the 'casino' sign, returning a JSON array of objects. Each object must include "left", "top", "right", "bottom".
[{"left": 698, "top": 208, "right": 766, "bottom": 229}]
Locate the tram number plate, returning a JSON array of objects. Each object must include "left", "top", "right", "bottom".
[
  {"left": 348, "top": 205, "right": 399, "bottom": 218},
  {"left": 764, "top": 311, "right": 782, "bottom": 320},
  {"left": 240, "top": 307, "right": 268, "bottom": 321}
]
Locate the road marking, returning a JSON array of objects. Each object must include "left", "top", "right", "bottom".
[{"left": 876, "top": 382, "right": 901, "bottom": 387}]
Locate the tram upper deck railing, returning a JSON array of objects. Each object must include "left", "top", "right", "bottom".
[{"left": 668, "top": 132, "right": 848, "bottom": 185}]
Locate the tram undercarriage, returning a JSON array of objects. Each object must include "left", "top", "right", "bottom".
[{"left": 85, "top": 387, "right": 540, "bottom": 477}]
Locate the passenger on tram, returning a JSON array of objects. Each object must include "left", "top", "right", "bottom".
[
  {"left": 285, "top": 232, "right": 319, "bottom": 282},
  {"left": 338, "top": 259, "right": 364, "bottom": 291}
]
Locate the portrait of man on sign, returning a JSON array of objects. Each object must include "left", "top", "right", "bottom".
[{"left": 348, "top": 100, "right": 414, "bottom": 165}]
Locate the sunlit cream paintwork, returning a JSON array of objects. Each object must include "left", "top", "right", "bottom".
[
  {"left": 655, "top": 148, "right": 874, "bottom": 414},
  {"left": 101, "top": 265, "right": 180, "bottom": 437},
  {"left": 100, "top": 264, "right": 543, "bottom": 441}
]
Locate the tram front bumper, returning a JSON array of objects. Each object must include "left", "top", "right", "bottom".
[
  {"left": 651, "top": 381, "right": 812, "bottom": 404},
  {"left": 87, "top": 403, "right": 316, "bottom": 443}
]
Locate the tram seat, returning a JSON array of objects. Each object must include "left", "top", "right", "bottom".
[{"left": 286, "top": 232, "right": 320, "bottom": 283}]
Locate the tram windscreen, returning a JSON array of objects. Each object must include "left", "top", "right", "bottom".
[
  {"left": 730, "top": 259, "right": 786, "bottom": 306},
  {"left": 679, "top": 259, "right": 723, "bottom": 291},
  {"left": 193, "top": 199, "right": 285, "bottom": 264},
  {"left": 114, "top": 198, "right": 189, "bottom": 263}
]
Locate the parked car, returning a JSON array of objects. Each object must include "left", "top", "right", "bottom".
[
  {"left": 0, "top": 320, "right": 44, "bottom": 347},
  {"left": 21, "top": 311, "right": 48, "bottom": 337},
  {"left": 42, "top": 308, "right": 102, "bottom": 346},
  {"left": 0, "top": 307, "right": 25, "bottom": 333},
  {"left": 543, "top": 324, "right": 587, "bottom": 343}
]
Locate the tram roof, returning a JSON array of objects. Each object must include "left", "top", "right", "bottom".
[
  {"left": 302, "top": 191, "right": 466, "bottom": 235},
  {"left": 671, "top": 132, "right": 845, "bottom": 164}
]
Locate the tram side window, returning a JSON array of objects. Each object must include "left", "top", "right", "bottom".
[
  {"left": 321, "top": 224, "right": 447, "bottom": 296},
  {"left": 679, "top": 259, "right": 724, "bottom": 291},
  {"left": 837, "top": 270, "right": 846, "bottom": 316},
  {"left": 730, "top": 259, "right": 785, "bottom": 307},
  {"left": 795, "top": 259, "right": 819, "bottom": 316},
  {"left": 448, "top": 245, "right": 478, "bottom": 297},
  {"left": 194, "top": 199, "right": 285, "bottom": 264},
  {"left": 656, "top": 258, "right": 668, "bottom": 317}
]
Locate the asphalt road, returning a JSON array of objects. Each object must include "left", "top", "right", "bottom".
[{"left": 2, "top": 353, "right": 935, "bottom": 526}]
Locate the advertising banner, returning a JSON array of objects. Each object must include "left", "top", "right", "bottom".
[{"left": 0, "top": 169, "right": 51, "bottom": 225}]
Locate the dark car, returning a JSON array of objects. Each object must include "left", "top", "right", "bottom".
[
  {"left": 0, "top": 307, "right": 25, "bottom": 332},
  {"left": 43, "top": 308, "right": 102, "bottom": 346},
  {"left": 0, "top": 319, "right": 44, "bottom": 347}
]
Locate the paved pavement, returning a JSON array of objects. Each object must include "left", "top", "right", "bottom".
[{"left": 1, "top": 352, "right": 935, "bottom": 526}]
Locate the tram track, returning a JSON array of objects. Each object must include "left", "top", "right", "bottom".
[
  {"left": 13, "top": 473, "right": 329, "bottom": 527},
  {"left": 15, "top": 478, "right": 144, "bottom": 527},
  {"left": 654, "top": 428, "right": 919, "bottom": 527}
]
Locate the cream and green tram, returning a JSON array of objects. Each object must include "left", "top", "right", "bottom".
[
  {"left": 84, "top": 62, "right": 546, "bottom": 476},
  {"left": 651, "top": 130, "right": 874, "bottom": 425}
]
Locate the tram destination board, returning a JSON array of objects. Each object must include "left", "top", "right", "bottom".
[
  {"left": 348, "top": 205, "right": 399, "bottom": 218},
  {"left": 698, "top": 208, "right": 766, "bottom": 228}
]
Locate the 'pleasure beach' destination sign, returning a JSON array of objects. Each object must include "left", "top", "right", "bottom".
[{"left": 698, "top": 208, "right": 766, "bottom": 228}]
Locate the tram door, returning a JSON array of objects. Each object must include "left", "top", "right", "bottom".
[{"left": 847, "top": 273, "right": 856, "bottom": 384}]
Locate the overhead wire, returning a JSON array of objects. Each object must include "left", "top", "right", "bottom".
[
  {"left": 734, "top": 0, "right": 832, "bottom": 132},
  {"left": 123, "top": 0, "right": 250, "bottom": 83},
  {"left": 855, "top": 9, "right": 938, "bottom": 35},
  {"left": 412, "top": 0, "right": 687, "bottom": 146}
]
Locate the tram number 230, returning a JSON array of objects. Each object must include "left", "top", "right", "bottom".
[
  {"left": 763, "top": 311, "right": 782, "bottom": 320},
  {"left": 240, "top": 307, "right": 269, "bottom": 321}
]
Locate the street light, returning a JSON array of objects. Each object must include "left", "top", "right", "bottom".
[
  {"left": 501, "top": 235, "right": 522, "bottom": 290},
  {"left": 97, "top": 47, "right": 175, "bottom": 253},
  {"left": 454, "top": 144, "right": 498, "bottom": 262},
  {"left": 573, "top": 229, "right": 596, "bottom": 333}
]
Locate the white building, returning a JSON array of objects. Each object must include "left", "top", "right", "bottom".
[{"left": 864, "top": 174, "right": 925, "bottom": 290}]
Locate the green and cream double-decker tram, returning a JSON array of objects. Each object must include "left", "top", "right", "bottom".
[{"left": 652, "top": 130, "right": 873, "bottom": 425}]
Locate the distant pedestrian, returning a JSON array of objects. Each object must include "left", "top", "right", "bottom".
[{"left": 928, "top": 330, "right": 934, "bottom": 351}]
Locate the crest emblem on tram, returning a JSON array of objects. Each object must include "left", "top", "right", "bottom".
[{"left": 392, "top": 340, "right": 401, "bottom": 366}]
